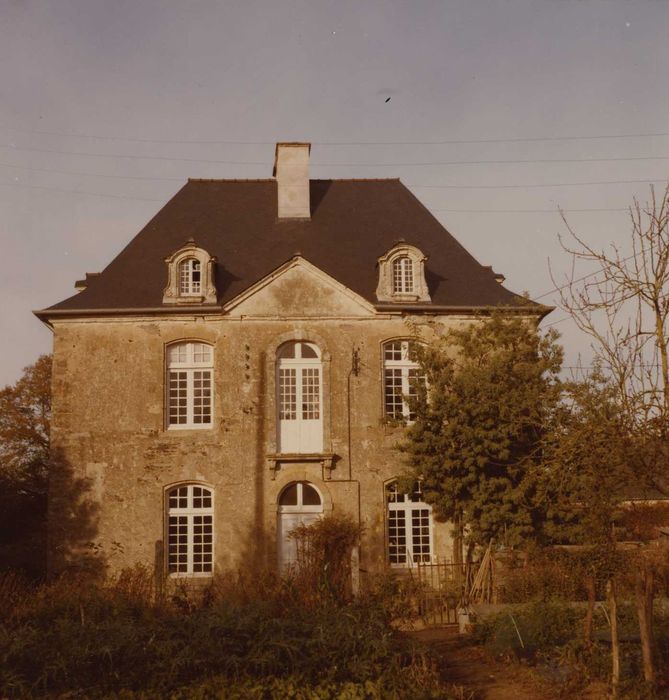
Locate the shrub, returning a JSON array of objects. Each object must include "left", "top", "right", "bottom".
[
  {"left": 475, "top": 601, "right": 581, "bottom": 661},
  {"left": 289, "top": 513, "right": 361, "bottom": 605},
  {"left": 0, "top": 568, "right": 444, "bottom": 698}
]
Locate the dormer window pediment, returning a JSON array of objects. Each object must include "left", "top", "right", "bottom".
[
  {"left": 163, "top": 241, "right": 217, "bottom": 305},
  {"left": 376, "top": 243, "right": 430, "bottom": 303}
]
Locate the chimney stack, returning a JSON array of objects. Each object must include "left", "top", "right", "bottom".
[{"left": 273, "top": 142, "right": 311, "bottom": 219}]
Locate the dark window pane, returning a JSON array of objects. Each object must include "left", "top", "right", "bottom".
[
  {"left": 277, "top": 342, "right": 296, "bottom": 359},
  {"left": 280, "top": 483, "right": 298, "bottom": 506},
  {"left": 301, "top": 483, "right": 321, "bottom": 506}
]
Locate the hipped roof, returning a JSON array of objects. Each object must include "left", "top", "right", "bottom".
[{"left": 41, "top": 178, "right": 546, "bottom": 316}]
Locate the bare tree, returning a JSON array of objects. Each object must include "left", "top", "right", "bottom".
[
  {"left": 554, "top": 184, "right": 669, "bottom": 494},
  {"left": 554, "top": 185, "right": 669, "bottom": 691}
]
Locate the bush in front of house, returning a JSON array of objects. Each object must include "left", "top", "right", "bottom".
[{"left": 0, "top": 566, "right": 445, "bottom": 699}]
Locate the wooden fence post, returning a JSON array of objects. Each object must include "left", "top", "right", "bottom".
[
  {"left": 607, "top": 578, "right": 620, "bottom": 697},
  {"left": 635, "top": 562, "right": 655, "bottom": 685}
]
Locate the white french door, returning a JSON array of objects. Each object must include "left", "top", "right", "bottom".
[{"left": 277, "top": 342, "right": 323, "bottom": 453}]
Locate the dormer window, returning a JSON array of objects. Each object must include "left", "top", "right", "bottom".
[
  {"left": 376, "top": 243, "right": 430, "bottom": 303},
  {"left": 163, "top": 241, "right": 217, "bottom": 305},
  {"left": 392, "top": 256, "right": 414, "bottom": 294},
  {"left": 179, "top": 258, "right": 201, "bottom": 296}
]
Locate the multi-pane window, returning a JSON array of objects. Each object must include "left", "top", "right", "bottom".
[
  {"left": 386, "top": 480, "right": 433, "bottom": 566},
  {"left": 167, "top": 342, "right": 213, "bottom": 429},
  {"left": 167, "top": 484, "right": 214, "bottom": 576},
  {"left": 383, "top": 340, "right": 424, "bottom": 421},
  {"left": 179, "top": 258, "right": 201, "bottom": 296},
  {"left": 392, "top": 256, "right": 414, "bottom": 294},
  {"left": 277, "top": 342, "right": 322, "bottom": 453}
]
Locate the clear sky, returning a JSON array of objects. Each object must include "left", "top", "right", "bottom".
[{"left": 1, "top": 0, "right": 668, "bottom": 386}]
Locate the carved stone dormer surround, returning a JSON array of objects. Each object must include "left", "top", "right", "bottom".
[
  {"left": 162, "top": 240, "right": 217, "bottom": 305},
  {"left": 376, "top": 242, "right": 431, "bottom": 303}
]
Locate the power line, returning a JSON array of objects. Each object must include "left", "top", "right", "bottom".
[
  {"left": 0, "top": 181, "right": 163, "bottom": 202},
  {"left": 0, "top": 161, "right": 183, "bottom": 182},
  {"left": 0, "top": 178, "right": 635, "bottom": 213},
  {"left": 3, "top": 142, "right": 669, "bottom": 167},
  {"left": 409, "top": 178, "right": 669, "bottom": 190},
  {"left": 3, "top": 123, "right": 669, "bottom": 146},
  {"left": 534, "top": 252, "right": 641, "bottom": 301},
  {"left": 433, "top": 207, "right": 628, "bottom": 213},
  {"left": 1, "top": 160, "right": 667, "bottom": 190}
]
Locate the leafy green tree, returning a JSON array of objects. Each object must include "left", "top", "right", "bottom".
[
  {"left": 402, "top": 314, "right": 562, "bottom": 555},
  {"left": 540, "top": 369, "right": 638, "bottom": 545},
  {"left": 0, "top": 354, "right": 51, "bottom": 577}
]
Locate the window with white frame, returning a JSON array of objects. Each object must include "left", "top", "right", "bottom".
[
  {"left": 179, "top": 258, "right": 201, "bottom": 296},
  {"left": 167, "top": 342, "right": 213, "bottom": 429},
  {"left": 277, "top": 341, "right": 323, "bottom": 453},
  {"left": 383, "top": 340, "right": 424, "bottom": 422},
  {"left": 166, "top": 484, "right": 214, "bottom": 576},
  {"left": 386, "top": 480, "right": 433, "bottom": 566},
  {"left": 392, "top": 256, "right": 414, "bottom": 294},
  {"left": 162, "top": 242, "right": 217, "bottom": 305},
  {"left": 376, "top": 244, "right": 430, "bottom": 303}
]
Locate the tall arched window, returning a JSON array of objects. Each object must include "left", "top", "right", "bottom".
[
  {"left": 386, "top": 480, "right": 433, "bottom": 567},
  {"left": 277, "top": 341, "right": 322, "bottom": 453},
  {"left": 179, "top": 258, "right": 201, "bottom": 296},
  {"left": 277, "top": 481, "right": 323, "bottom": 569},
  {"left": 383, "top": 340, "right": 423, "bottom": 422},
  {"left": 166, "top": 484, "right": 214, "bottom": 576},
  {"left": 167, "top": 342, "right": 213, "bottom": 429},
  {"left": 392, "top": 256, "right": 414, "bottom": 294}
]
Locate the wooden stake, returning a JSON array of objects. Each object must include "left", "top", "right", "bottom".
[
  {"left": 583, "top": 575, "right": 595, "bottom": 643},
  {"left": 636, "top": 562, "right": 655, "bottom": 685},
  {"left": 607, "top": 578, "right": 620, "bottom": 697}
]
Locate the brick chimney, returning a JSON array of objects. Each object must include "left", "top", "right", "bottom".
[{"left": 273, "top": 142, "right": 311, "bottom": 219}]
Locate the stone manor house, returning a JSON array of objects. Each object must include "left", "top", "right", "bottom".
[{"left": 36, "top": 143, "right": 547, "bottom": 580}]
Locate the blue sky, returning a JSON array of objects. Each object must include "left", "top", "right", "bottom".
[{"left": 1, "top": 0, "right": 668, "bottom": 385}]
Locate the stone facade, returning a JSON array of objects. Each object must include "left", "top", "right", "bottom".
[
  {"left": 39, "top": 142, "right": 547, "bottom": 581},
  {"left": 47, "top": 290, "right": 470, "bottom": 577}
]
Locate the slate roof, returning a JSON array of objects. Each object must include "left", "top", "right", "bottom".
[{"left": 39, "top": 178, "right": 547, "bottom": 317}]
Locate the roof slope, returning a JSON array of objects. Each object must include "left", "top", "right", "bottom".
[{"left": 44, "top": 179, "right": 538, "bottom": 313}]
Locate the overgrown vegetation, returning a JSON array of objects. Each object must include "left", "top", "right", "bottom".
[
  {"left": 0, "top": 355, "right": 51, "bottom": 579},
  {"left": 475, "top": 600, "right": 669, "bottom": 698},
  {"left": 0, "top": 515, "right": 457, "bottom": 699}
]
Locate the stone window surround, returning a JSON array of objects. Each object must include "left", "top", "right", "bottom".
[
  {"left": 164, "top": 481, "right": 215, "bottom": 578},
  {"left": 376, "top": 243, "right": 430, "bottom": 303},
  {"left": 163, "top": 241, "right": 217, "bottom": 305}
]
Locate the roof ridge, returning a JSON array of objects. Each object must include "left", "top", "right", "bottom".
[{"left": 186, "top": 177, "right": 402, "bottom": 184}]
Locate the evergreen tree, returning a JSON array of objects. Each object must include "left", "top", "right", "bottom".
[{"left": 402, "top": 314, "right": 562, "bottom": 551}]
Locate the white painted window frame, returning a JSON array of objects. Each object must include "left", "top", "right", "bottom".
[
  {"left": 392, "top": 255, "right": 414, "bottom": 294},
  {"left": 166, "top": 342, "right": 214, "bottom": 430},
  {"left": 383, "top": 340, "right": 424, "bottom": 422},
  {"left": 166, "top": 483, "right": 215, "bottom": 578},
  {"left": 386, "top": 480, "right": 434, "bottom": 568},
  {"left": 178, "top": 257, "right": 202, "bottom": 297},
  {"left": 276, "top": 341, "right": 323, "bottom": 453}
]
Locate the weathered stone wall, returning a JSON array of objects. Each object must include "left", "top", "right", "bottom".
[{"left": 48, "top": 313, "right": 471, "bottom": 579}]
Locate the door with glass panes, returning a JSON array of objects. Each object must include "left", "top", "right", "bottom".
[
  {"left": 277, "top": 341, "right": 323, "bottom": 453},
  {"left": 277, "top": 481, "right": 323, "bottom": 569}
]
